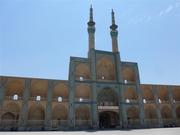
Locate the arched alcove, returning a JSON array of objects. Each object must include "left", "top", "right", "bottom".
[
  {"left": 75, "top": 84, "right": 91, "bottom": 101},
  {"left": 97, "top": 87, "right": 118, "bottom": 106},
  {"left": 53, "top": 83, "right": 68, "bottom": 100},
  {"left": 124, "top": 87, "right": 138, "bottom": 100},
  {"left": 96, "top": 56, "right": 115, "bottom": 80},
  {"left": 75, "top": 63, "right": 90, "bottom": 80}
]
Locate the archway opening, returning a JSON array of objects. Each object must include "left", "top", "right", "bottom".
[{"left": 99, "top": 111, "right": 119, "bottom": 129}]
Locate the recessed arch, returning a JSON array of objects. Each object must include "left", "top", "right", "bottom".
[
  {"left": 28, "top": 104, "right": 45, "bottom": 120},
  {"left": 30, "top": 79, "right": 48, "bottom": 98},
  {"left": 53, "top": 83, "right": 68, "bottom": 99},
  {"left": 75, "top": 106, "right": 91, "bottom": 120},
  {"left": 144, "top": 104, "right": 157, "bottom": 119},
  {"left": 122, "top": 66, "right": 136, "bottom": 83},
  {"left": 124, "top": 87, "right": 138, "bottom": 100},
  {"left": 5, "top": 78, "right": 24, "bottom": 97},
  {"left": 127, "top": 106, "right": 139, "bottom": 120},
  {"left": 176, "top": 106, "right": 180, "bottom": 119},
  {"left": 75, "top": 84, "right": 91, "bottom": 100},
  {"left": 161, "top": 105, "right": 173, "bottom": 119},
  {"left": 97, "top": 87, "right": 118, "bottom": 106},
  {"left": 75, "top": 63, "right": 90, "bottom": 80},
  {"left": 141, "top": 85, "right": 154, "bottom": 101},
  {"left": 52, "top": 104, "right": 68, "bottom": 120},
  {"left": 96, "top": 56, "right": 115, "bottom": 80}
]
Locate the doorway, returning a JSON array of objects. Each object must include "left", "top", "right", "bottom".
[{"left": 99, "top": 111, "right": 119, "bottom": 129}]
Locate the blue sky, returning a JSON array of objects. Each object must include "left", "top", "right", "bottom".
[{"left": 0, "top": 0, "right": 180, "bottom": 85}]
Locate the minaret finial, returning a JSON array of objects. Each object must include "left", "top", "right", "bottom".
[
  {"left": 88, "top": 5, "right": 95, "bottom": 26},
  {"left": 110, "top": 9, "right": 118, "bottom": 30},
  {"left": 112, "top": 9, "right": 115, "bottom": 24}
]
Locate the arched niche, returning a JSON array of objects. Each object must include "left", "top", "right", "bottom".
[
  {"left": 97, "top": 87, "right": 118, "bottom": 106},
  {"left": 172, "top": 87, "right": 180, "bottom": 101},
  {"left": 161, "top": 105, "right": 173, "bottom": 119},
  {"left": 144, "top": 104, "right": 157, "bottom": 119},
  {"left": 52, "top": 104, "right": 68, "bottom": 120},
  {"left": 176, "top": 106, "right": 180, "bottom": 119},
  {"left": 126, "top": 106, "right": 139, "bottom": 120},
  {"left": 75, "top": 105, "right": 91, "bottom": 120},
  {"left": 157, "top": 86, "right": 169, "bottom": 101},
  {"left": 28, "top": 104, "right": 45, "bottom": 120},
  {"left": 30, "top": 79, "right": 48, "bottom": 98},
  {"left": 122, "top": 66, "right": 136, "bottom": 83},
  {"left": 124, "top": 87, "right": 138, "bottom": 100},
  {"left": 141, "top": 85, "right": 154, "bottom": 101},
  {"left": 2, "top": 102, "right": 20, "bottom": 120},
  {"left": 5, "top": 78, "right": 24, "bottom": 97},
  {"left": 75, "top": 84, "right": 91, "bottom": 100},
  {"left": 75, "top": 63, "right": 90, "bottom": 80},
  {"left": 53, "top": 83, "right": 68, "bottom": 100},
  {"left": 96, "top": 56, "right": 115, "bottom": 81}
]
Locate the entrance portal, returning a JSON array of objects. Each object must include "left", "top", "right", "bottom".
[{"left": 99, "top": 111, "right": 119, "bottom": 129}]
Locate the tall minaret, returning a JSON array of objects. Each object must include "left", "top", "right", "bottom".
[
  {"left": 110, "top": 9, "right": 119, "bottom": 52},
  {"left": 87, "top": 5, "right": 95, "bottom": 51}
]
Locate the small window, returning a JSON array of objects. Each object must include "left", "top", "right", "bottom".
[
  {"left": 79, "top": 76, "right": 84, "bottom": 81},
  {"left": 102, "top": 76, "right": 105, "bottom": 80},
  {"left": 126, "top": 99, "right": 130, "bottom": 103},
  {"left": 143, "top": 99, "right": 146, "bottom": 103},
  {"left": 13, "top": 94, "right": 18, "bottom": 101},
  {"left": 58, "top": 97, "right": 62, "bottom": 102},
  {"left": 79, "top": 98, "right": 83, "bottom": 102},
  {"left": 158, "top": 99, "right": 161, "bottom": 103},
  {"left": 173, "top": 99, "right": 176, "bottom": 103},
  {"left": 124, "top": 80, "right": 128, "bottom": 84},
  {"left": 36, "top": 96, "right": 41, "bottom": 101}
]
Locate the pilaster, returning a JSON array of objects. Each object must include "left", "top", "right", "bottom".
[
  {"left": 18, "top": 79, "right": 31, "bottom": 130},
  {"left": 68, "top": 59, "right": 75, "bottom": 128},
  {"left": 168, "top": 86, "right": 177, "bottom": 125},
  {"left": 153, "top": 85, "right": 163, "bottom": 127},
  {"left": 44, "top": 80, "right": 53, "bottom": 130}
]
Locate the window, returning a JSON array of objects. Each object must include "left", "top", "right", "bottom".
[
  {"left": 36, "top": 96, "right": 41, "bottom": 101},
  {"left": 102, "top": 76, "right": 105, "bottom": 80},
  {"left": 126, "top": 99, "right": 130, "bottom": 103},
  {"left": 58, "top": 97, "right": 62, "bottom": 102},
  {"left": 124, "top": 80, "right": 128, "bottom": 84},
  {"left": 13, "top": 94, "right": 18, "bottom": 100},
  {"left": 158, "top": 99, "right": 161, "bottom": 103},
  {"left": 143, "top": 99, "right": 146, "bottom": 103},
  {"left": 79, "top": 98, "right": 83, "bottom": 102},
  {"left": 79, "top": 76, "right": 84, "bottom": 81}
]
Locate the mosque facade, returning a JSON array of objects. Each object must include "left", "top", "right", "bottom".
[{"left": 0, "top": 7, "right": 180, "bottom": 131}]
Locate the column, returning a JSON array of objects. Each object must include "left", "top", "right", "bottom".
[
  {"left": 18, "top": 79, "right": 31, "bottom": 130},
  {"left": 44, "top": 80, "right": 53, "bottom": 130}
]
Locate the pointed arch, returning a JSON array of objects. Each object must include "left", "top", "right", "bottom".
[
  {"left": 96, "top": 56, "right": 115, "bottom": 80},
  {"left": 28, "top": 104, "right": 45, "bottom": 120},
  {"left": 97, "top": 87, "right": 118, "bottom": 106},
  {"left": 75, "top": 63, "right": 90, "bottom": 80}
]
